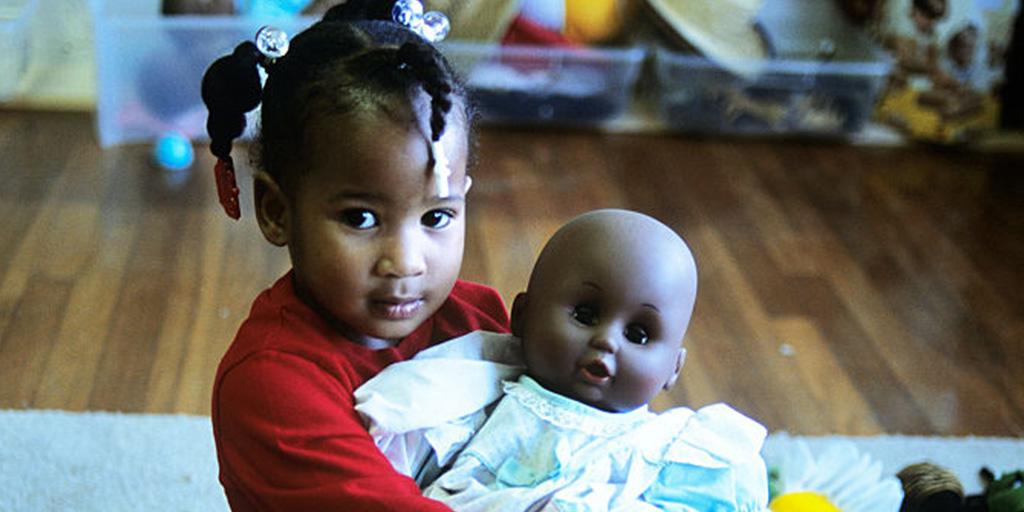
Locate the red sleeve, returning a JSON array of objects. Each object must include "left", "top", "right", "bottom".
[
  {"left": 437, "top": 280, "right": 511, "bottom": 337},
  {"left": 215, "top": 351, "right": 453, "bottom": 512}
]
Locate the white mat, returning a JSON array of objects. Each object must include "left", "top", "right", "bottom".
[{"left": 1, "top": 409, "right": 1022, "bottom": 511}]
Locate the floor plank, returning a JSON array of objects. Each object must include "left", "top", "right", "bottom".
[{"left": 0, "top": 111, "right": 1021, "bottom": 436}]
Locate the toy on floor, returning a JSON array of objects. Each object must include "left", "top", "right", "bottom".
[
  {"left": 153, "top": 131, "right": 194, "bottom": 172},
  {"left": 766, "top": 438, "right": 904, "bottom": 512},
  {"left": 897, "top": 463, "right": 1024, "bottom": 512},
  {"left": 454, "top": 0, "right": 640, "bottom": 126},
  {"left": 985, "top": 469, "right": 1024, "bottom": 512},
  {"left": 898, "top": 462, "right": 971, "bottom": 512},
  {"left": 872, "top": 0, "right": 1020, "bottom": 144},
  {"left": 512, "top": 0, "right": 627, "bottom": 45}
]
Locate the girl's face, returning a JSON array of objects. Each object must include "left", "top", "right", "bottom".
[{"left": 276, "top": 108, "right": 469, "bottom": 347}]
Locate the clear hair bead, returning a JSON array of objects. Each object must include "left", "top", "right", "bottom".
[
  {"left": 392, "top": 0, "right": 450, "bottom": 42},
  {"left": 420, "top": 11, "right": 450, "bottom": 43},
  {"left": 255, "top": 25, "right": 289, "bottom": 60},
  {"left": 392, "top": 0, "right": 424, "bottom": 27}
]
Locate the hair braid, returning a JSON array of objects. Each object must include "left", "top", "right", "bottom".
[
  {"left": 323, "top": 0, "right": 393, "bottom": 23},
  {"left": 201, "top": 0, "right": 471, "bottom": 195},
  {"left": 396, "top": 41, "right": 454, "bottom": 142},
  {"left": 201, "top": 42, "right": 263, "bottom": 160}
]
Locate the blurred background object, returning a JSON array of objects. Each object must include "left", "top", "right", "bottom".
[
  {"left": 0, "top": 0, "right": 1021, "bottom": 148},
  {"left": 873, "top": 0, "right": 1021, "bottom": 144},
  {"left": 1001, "top": 4, "right": 1023, "bottom": 128},
  {"left": 0, "top": 0, "right": 38, "bottom": 100}
]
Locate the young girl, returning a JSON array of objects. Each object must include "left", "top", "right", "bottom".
[
  {"left": 356, "top": 209, "right": 769, "bottom": 511},
  {"left": 201, "top": 2, "right": 508, "bottom": 510}
]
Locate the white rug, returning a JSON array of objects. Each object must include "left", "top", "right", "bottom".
[{"left": 1, "top": 409, "right": 1022, "bottom": 511}]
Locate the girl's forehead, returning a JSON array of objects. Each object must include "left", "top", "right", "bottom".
[{"left": 301, "top": 111, "right": 468, "bottom": 195}]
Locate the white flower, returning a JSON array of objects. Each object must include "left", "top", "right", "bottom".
[{"left": 766, "top": 436, "right": 904, "bottom": 512}]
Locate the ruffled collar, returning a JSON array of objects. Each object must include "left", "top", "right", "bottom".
[{"left": 503, "top": 375, "right": 654, "bottom": 437}]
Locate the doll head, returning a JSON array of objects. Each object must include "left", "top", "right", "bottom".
[
  {"left": 511, "top": 209, "right": 698, "bottom": 412},
  {"left": 910, "top": 0, "right": 947, "bottom": 35},
  {"left": 948, "top": 24, "right": 979, "bottom": 71}
]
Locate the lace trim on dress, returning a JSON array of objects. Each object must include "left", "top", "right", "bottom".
[{"left": 504, "top": 376, "right": 653, "bottom": 438}]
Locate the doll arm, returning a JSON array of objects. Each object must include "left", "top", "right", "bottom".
[
  {"left": 214, "top": 351, "right": 454, "bottom": 511},
  {"left": 354, "top": 331, "right": 525, "bottom": 477}
]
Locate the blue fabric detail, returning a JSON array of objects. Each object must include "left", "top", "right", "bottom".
[
  {"left": 495, "top": 456, "right": 560, "bottom": 488},
  {"left": 642, "top": 462, "right": 739, "bottom": 512}
]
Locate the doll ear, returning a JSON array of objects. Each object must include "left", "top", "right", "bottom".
[
  {"left": 463, "top": 175, "right": 473, "bottom": 195},
  {"left": 663, "top": 348, "right": 686, "bottom": 390},
  {"left": 254, "top": 172, "right": 290, "bottom": 247},
  {"left": 510, "top": 292, "right": 528, "bottom": 338}
]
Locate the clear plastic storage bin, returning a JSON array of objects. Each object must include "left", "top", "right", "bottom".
[
  {"left": 92, "top": 0, "right": 315, "bottom": 146},
  {"left": 0, "top": 0, "right": 38, "bottom": 100},
  {"left": 441, "top": 42, "right": 645, "bottom": 127},
  {"left": 653, "top": 9, "right": 892, "bottom": 138},
  {"left": 92, "top": 0, "right": 645, "bottom": 146}
]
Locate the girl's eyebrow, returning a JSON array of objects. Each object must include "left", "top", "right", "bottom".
[{"left": 327, "top": 191, "right": 384, "bottom": 203}]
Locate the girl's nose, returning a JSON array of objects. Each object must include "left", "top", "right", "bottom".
[{"left": 374, "top": 230, "right": 427, "bottom": 278}]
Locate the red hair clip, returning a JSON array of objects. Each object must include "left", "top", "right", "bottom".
[{"left": 214, "top": 157, "right": 241, "bottom": 220}]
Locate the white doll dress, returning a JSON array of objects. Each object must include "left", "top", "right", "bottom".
[{"left": 355, "top": 331, "right": 769, "bottom": 511}]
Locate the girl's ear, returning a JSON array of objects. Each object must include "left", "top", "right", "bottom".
[
  {"left": 663, "top": 348, "right": 686, "bottom": 390},
  {"left": 254, "top": 172, "right": 290, "bottom": 247},
  {"left": 510, "top": 292, "right": 528, "bottom": 338}
]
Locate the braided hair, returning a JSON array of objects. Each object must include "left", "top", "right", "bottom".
[{"left": 201, "top": 0, "right": 467, "bottom": 191}]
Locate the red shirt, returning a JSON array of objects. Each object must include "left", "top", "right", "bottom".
[{"left": 212, "top": 272, "right": 510, "bottom": 511}]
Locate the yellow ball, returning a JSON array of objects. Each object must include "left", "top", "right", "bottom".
[
  {"left": 769, "top": 492, "right": 843, "bottom": 512},
  {"left": 565, "top": 0, "right": 623, "bottom": 43}
]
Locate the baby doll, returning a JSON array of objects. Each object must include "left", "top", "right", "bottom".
[
  {"left": 884, "top": 0, "right": 949, "bottom": 86},
  {"left": 356, "top": 209, "right": 769, "bottom": 511}
]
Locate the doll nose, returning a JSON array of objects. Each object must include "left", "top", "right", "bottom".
[
  {"left": 375, "top": 230, "right": 426, "bottom": 278},
  {"left": 588, "top": 325, "right": 620, "bottom": 354}
]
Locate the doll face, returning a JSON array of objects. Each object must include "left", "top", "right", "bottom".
[
  {"left": 513, "top": 211, "right": 696, "bottom": 412},
  {"left": 910, "top": 0, "right": 946, "bottom": 35},
  {"left": 267, "top": 103, "right": 470, "bottom": 348},
  {"left": 949, "top": 26, "right": 978, "bottom": 69}
]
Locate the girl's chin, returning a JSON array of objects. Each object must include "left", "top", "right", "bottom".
[{"left": 360, "top": 316, "right": 426, "bottom": 344}]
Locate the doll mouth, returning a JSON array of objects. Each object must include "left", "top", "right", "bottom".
[{"left": 580, "top": 360, "right": 612, "bottom": 384}]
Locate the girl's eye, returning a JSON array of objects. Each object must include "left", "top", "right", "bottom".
[
  {"left": 624, "top": 324, "right": 650, "bottom": 345},
  {"left": 422, "top": 209, "right": 454, "bottom": 229},
  {"left": 340, "top": 209, "right": 377, "bottom": 230},
  {"left": 571, "top": 304, "right": 598, "bottom": 326}
]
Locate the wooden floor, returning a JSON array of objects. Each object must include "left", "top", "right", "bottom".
[{"left": 1, "top": 110, "right": 1022, "bottom": 436}]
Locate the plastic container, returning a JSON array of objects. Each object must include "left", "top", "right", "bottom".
[
  {"left": 0, "top": 0, "right": 38, "bottom": 100},
  {"left": 440, "top": 42, "right": 645, "bottom": 127},
  {"left": 92, "top": 0, "right": 315, "bottom": 146},
  {"left": 653, "top": 15, "right": 892, "bottom": 137},
  {"left": 92, "top": 0, "right": 645, "bottom": 145}
]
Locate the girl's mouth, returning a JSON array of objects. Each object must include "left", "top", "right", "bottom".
[{"left": 371, "top": 298, "right": 424, "bottom": 320}]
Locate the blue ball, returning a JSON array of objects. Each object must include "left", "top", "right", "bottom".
[{"left": 154, "top": 132, "right": 194, "bottom": 172}]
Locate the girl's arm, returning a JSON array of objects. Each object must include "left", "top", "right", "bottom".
[{"left": 214, "top": 351, "right": 453, "bottom": 511}]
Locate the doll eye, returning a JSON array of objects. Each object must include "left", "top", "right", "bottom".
[
  {"left": 340, "top": 209, "right": 377, "bottom": 230},
  {"left": 571, "top": 304, "right": 598, "bottom": 326},
  {"left": 422, "top": 209, "right": 454, "bottom": 229},
  {"left": 624, "top": 324, "right": 649, "bottom": 345}
]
